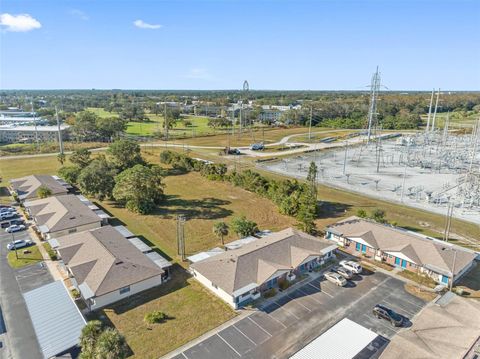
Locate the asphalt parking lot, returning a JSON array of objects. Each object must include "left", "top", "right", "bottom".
[
  {"left": 169, "top": 270, "right": 427, "bottom": 359},
  {"left": 0, "top": 226, "right": 44, "bottom": 359}
]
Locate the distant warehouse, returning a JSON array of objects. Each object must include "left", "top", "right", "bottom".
[{"left": 0, "top": 124, "right": 69, "bottom": 143}]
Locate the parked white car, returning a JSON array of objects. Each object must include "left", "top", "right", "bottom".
[
  {"left": 5, "top": 224, "right": 26, "bottom": 233},
  {"left": 0, "top": 212, "right": 16, "bottom": 220},
  {"left": 340, "top": 260, "right": 363, "bottom": 274},
  {"left": 0, "top": 207, "right": 15, "bottom": 213},
  {"left": 324, "top": 271, "right": 348, "bottom": 286},
  {"left": 7, "top": 239, "right": 33, "bottom": 250}
]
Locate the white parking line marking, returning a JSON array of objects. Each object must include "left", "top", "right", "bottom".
[
  {"left": 273, "top": 303, "right": 300, "bottom": 320},
  {"left": 248, "top": 316, "right": 272, "bottom": 337},
  {"left": 395, "top": 295, "right": 425, "bottom": 310},
  {"left": 180, "top": 352, "right": 189, "bottom": 359},
  {"left": 381, "top": 300, "right": 416, "bottom": 317},
  {"left": 233, "top": 324, "right": 257, "bottom": 346},
  {"left": 362, "top": 314, "right": 398, "bottom": 337},
  {"left": 307, "top": 282, "right": 334, "bottom": 298},
  {"left": 286, "top": 294, "right": 312, "bottom": 312},
  {"left": 216, "top": 333, "right": 241, "bottom": 357},
  {"left": 264, "top": 312, "right": 287, "bottom": 329},
  {"left": 297, "top": 287, "right": 325, "bottom": 305}
]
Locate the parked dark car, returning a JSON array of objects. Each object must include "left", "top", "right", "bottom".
[
  {"left": 9, "top": 219, "right": 25, "bottom": 226},
  {"left": 372, "top": 304, "right": 403, "bottom": 327},
  {"left": 0, "top": 221, "right": 10, "bottom": 229}
]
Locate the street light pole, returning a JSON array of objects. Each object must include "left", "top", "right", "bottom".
[
  {"left": 450, "top": 249, "right": 457, "bottom": 292},
  {"left": 11, "top": 232, "right": 18, "bottom": 260}
]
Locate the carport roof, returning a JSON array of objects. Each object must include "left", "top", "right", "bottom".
[{"left": 23, "top": 280, "right": 86, "bottom": 359}]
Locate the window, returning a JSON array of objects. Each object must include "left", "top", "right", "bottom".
[{"left": 119, "top": 286, "right": 130, "bottom": 295}]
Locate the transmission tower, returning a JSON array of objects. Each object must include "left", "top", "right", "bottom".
[
  {"left": 176, "top": 214, "right": 186, "bottom": 261},
  {"left": 239, "top": 80, "right": 249, "bottom": 135},
  {"left": 366, "top": 66, "right": 381, "bottom": 144}
]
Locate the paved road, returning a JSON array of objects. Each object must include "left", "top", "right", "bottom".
[
  {"left": 166, "top": 271, "right": 426, "bottom": 359},
  {"left": 0, "top": 230, "right": 43, "bottom": 359}
]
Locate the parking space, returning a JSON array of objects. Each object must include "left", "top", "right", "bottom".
[
  {"left": 15, "top": 261, "right": 53, "bottom": 293},
  {"left": 172, "top": 270, "right": 428, "bottom": 359}
]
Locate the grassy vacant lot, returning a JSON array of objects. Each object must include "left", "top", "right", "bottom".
[
  {"left": 93, "top": 268, "right": 236, "bottom": 358},
  {"left": 7, "top": 244, "right": 43, "bottom": 269},
  {"left": 98, "top": 170, "right": 296, "bottom": 259}
]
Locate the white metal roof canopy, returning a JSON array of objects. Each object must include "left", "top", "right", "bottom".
[
  {"left": 290, "top": 318, "right": 378, "bottom": 359},
  {"left": 23, "top": 280, "right": 86, "bottom": 359}
]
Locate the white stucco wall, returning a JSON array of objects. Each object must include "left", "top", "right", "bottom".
[
  {"left": 191, "top": 269, "right": 236, "bottom": 308},
  {"left": 89, "top": 275, "right": 163, "bottom": 310},
  {"left": 46, "top": 221, "right": 102, "bottom": 239}
]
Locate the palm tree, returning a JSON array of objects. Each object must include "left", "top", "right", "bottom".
[
  {"left": 57, "top": 152, "right": 66, "bottom": 165},
  {"left": 79, "top": 320, "right": 103, "bottom": 358},
  {"left": 213, "top": 221, "right": 229, "bottom": 245},
  {"left": 95, "top": 328, "right": 128, "bottom": 359}
]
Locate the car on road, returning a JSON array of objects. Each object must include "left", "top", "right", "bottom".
[
  {"left": 5, "top": 224, "right": 26, "bottom": 233},
  {"left": 340, "top": 260, "right": 363, "bottom": 274},
  {"left": 7, "top": 239, "right": 33, "bottom": 250},
  {"left": 324, "top": 271, "right": 348, "bottom": 286},
  {"left": 372, "top": 304, "right": 404, "bottom": 327},
  {"left": 250, "top": 143, "right": 265, "bottom": 151},
  {"left": 332, "top": 265, "right": 354, "bottom": 279}
]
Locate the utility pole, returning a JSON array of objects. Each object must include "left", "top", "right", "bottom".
[
  {"left": 32, "top": 101, "right": 39, "bottom": 152},
  {"left": 443, "top": 203, "right": 454, "bottom": 242},
  {"left": 55, "top": 106, "right": 64, "bottom": 155},
  {"left": 164, "top": 103, "right": 168, "bottom": 141},
  {"left": 308, "top": 106, "right": 313, "bottom": 141},
  {"left": 425, "top": 89, "right": 434, "bottom": 133},
  {"left": 431, "top": 88, "right": 440, "bottom": 133},
  {"left": 400, "top": 157, "right": 408, "bottom": 203},
  {"left": 176, "top": 214, "right": 186, "bottom": 261},
  {"left": 342, "top": 141, "right": 348, "bottom": 175}
]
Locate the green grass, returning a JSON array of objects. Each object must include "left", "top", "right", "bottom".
[
  {"left": 91, "top": 268, "right": 236, "bottom": 358},
  {"left": 7, "top": 244, "right": 43, "bottom": 268},
  {"left": 397, "top": 270, "right": 437, "bottom": 288}
]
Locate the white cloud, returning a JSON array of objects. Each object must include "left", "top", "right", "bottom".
[
  {"left": 133, "top": 19, "right": 162, "bottom": 30},
  {"left": 70, "top": 9, "right": 89, "bottom": 21},
  {"left": 0, "top": 13, "right": 42, "bottom": 32},
  {"left": 185, "top": 68, "right": 212, "bottom": 80}
]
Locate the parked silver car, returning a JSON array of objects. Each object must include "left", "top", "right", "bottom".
[
  {"left": 339, "top": 260, "right": 363, "bottom": 274},
  {"left": 324, "top": 271, "right": 348, "bottom": 286},
  {"left": 7, "top": 239, "right": 33, "bottom": 250},
  {"left": 332, "top": 265, "right": 354, "bottom": 279}
]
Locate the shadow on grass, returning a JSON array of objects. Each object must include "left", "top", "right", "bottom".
[
  {"left": 155, "top": 195, "right": 233, "bottom": 220},
  {"left": 317, "top": 201, "right": 352, "bottom": 220},
  {"left": 102, "top": 264, "right": 190, "bottom": 316}
]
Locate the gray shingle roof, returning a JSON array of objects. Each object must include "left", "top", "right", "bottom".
[
  {"left": 10, "top": 174, "right": 69, "bottom": 200},
  {"left": 327, "top": 216, "right": 476, "bottom": 276},
  {"left": 191, "top": 228, "right": 335, "bottom": 295},
  {"left": 25, "top": 194, "right": 102, "bottom": 233},
  {"left": 56, "top": 225, "right": 164, "bottom": 296}
]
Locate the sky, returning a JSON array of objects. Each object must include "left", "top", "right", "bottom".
[{"left": 1, "top": 0, "right": 479, "bottom": 90}]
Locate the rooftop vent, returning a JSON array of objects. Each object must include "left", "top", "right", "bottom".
[{"left": 115, "top": 260, "right": 124, "bottom": 265}]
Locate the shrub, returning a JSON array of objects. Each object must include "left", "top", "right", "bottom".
[
  {"left": 356, "top": 209, "right": 367, "bottom": 218},
  {"left": 278, "top": 279, "right": 290, "bottom": 291},
  {"left": 71, "top": 288, "right": 81, "bottom": 299},
  {"left": 263, "top": 288, "right": 277, "bottom": 298},
  {"left": 144, "top": 310, "right": 167, "bottom": 324}
]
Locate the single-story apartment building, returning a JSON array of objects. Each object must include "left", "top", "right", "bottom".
[
  {"left": 24, "top": 194, "right": 103, "bottom": 239},
  {"left": 190, "top": 228, "right": 337, "bottom": 309},
  {"left": 51, "top": 225, "right": 169, "bottom": 311},
  {"left": 325, "top": 216, "right": 477, "bottom": 286},
  {"left": 10, "top": 174, "right": 71, "bottom": 201}
]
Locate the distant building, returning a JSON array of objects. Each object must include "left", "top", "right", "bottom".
[
  {"left": 190, "top": 228, "right": 337, "bottom": 309},
  {"left": 51, "top": 225, "right": 169, "bottom": 310},
  {"left": 325, "top": 216, "right": 477, "bottom": 286},
  {"left": 0, "top": 124, "right": 69, "bottom": 143},
  {"left": 10, "top": 174, "right": 71, "bottom": 201}
]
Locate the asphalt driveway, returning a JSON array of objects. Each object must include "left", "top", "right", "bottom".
[
  {"left": 0, "top": 230, "right": 44, "bottom": 359},
  {"left": 168, "top": 270, "right": 427, "bottom": 359}
]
